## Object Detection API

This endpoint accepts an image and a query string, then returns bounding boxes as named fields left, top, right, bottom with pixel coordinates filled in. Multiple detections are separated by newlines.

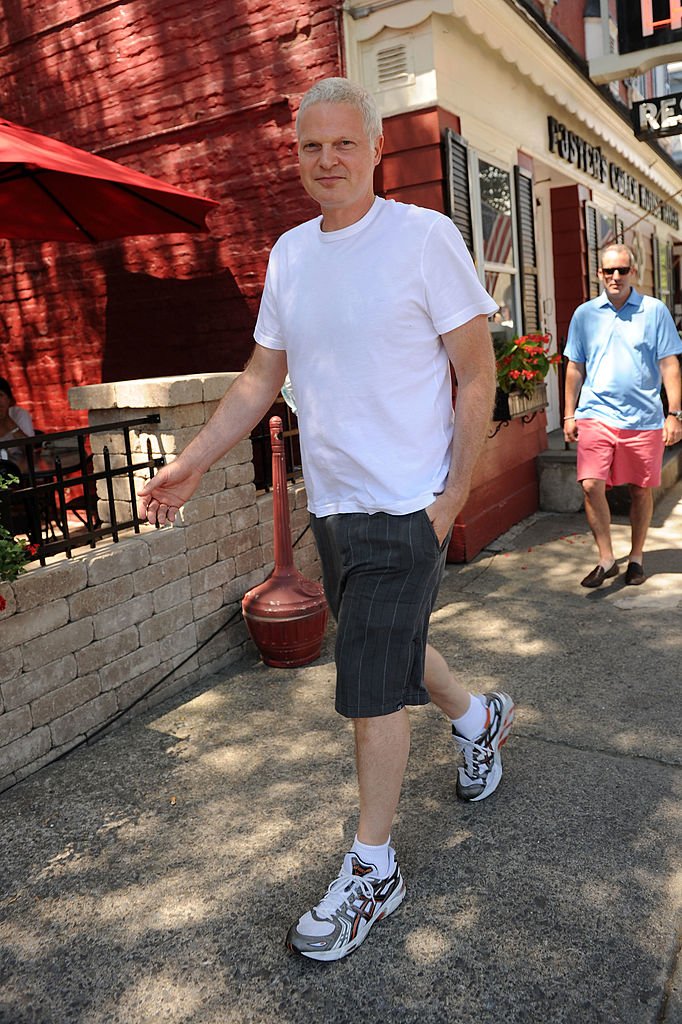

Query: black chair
left=59, top=453, right=102, bottom=531
left=0, top=457, right=30, bottom=538
left=0, top=456, right=58, bottom=545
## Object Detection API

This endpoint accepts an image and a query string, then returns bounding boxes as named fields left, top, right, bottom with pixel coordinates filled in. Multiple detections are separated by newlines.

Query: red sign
left=617, top=0, right=682, bottom=52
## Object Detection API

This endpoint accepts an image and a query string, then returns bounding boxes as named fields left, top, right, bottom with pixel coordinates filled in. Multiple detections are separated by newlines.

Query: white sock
left=451, top=695, right=487, bottom=739
left=350, top=835, right=393, bottom=877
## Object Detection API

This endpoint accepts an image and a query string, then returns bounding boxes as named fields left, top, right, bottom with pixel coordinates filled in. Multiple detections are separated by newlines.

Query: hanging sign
left=632, top=92, right=682, bottom=138
left=617, top=1, right=682, bottom=55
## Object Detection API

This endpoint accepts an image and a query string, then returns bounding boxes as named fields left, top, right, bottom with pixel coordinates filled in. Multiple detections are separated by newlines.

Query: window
left=443, top=131, right=540, bottom=335
left=477, top=160, right=520, bottom=336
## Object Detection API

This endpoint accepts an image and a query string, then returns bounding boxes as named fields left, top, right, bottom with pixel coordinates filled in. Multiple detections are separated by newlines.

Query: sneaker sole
left=292, top=881, right=407, bottom=962
left=457, top=694, right=515, bottom=803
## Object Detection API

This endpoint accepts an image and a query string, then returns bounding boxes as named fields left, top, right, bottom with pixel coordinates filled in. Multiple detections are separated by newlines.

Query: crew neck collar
left=317, top=196, right=383, bottom=243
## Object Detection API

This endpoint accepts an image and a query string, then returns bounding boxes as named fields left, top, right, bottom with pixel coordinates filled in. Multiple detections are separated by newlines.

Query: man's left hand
left=664, top=415, right=682, bottom=447
left=425, top=492, right=465, bottom=546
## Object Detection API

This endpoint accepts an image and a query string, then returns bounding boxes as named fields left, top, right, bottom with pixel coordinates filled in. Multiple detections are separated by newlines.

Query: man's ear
left=373, top=134, right=385, bottom=166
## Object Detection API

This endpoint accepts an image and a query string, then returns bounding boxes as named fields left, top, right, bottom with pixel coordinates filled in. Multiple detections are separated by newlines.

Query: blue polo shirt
left=564, top=288, right=682, bottom=429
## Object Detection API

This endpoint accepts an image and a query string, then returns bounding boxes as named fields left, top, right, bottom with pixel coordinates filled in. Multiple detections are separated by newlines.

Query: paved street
left=1, top=490, right=681, bottom=1024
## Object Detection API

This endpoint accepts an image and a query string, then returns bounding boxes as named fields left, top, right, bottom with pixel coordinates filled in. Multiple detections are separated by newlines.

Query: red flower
left=495, top=331, right=560, bottom=398
left=0, top=595, right=6, bottom=612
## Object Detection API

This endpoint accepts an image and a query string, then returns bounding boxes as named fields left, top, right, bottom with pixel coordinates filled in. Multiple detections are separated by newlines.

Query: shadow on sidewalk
left=2, top=497, right=682, bottom=1023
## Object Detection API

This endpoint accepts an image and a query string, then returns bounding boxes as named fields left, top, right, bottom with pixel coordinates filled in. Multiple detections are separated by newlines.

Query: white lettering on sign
left=637, top=94, right=682, bottom=131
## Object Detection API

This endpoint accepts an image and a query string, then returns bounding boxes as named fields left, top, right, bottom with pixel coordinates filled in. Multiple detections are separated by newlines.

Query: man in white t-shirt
left=0, top=376, right=34, bottom=459
left=139, top=78, right=514, bottom=962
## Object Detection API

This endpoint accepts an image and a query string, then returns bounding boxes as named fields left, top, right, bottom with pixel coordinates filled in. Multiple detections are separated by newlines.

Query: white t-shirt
left=0, top=406, right=33, bottom=443
left=254, top=196, right=497, bottom=516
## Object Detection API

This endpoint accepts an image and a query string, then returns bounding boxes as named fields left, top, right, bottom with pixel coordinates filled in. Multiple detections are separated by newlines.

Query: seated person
left=0, top=376, right=33, bottom=457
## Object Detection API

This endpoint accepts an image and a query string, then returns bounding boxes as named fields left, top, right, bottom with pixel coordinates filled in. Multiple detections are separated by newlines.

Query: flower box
left=508, top=382, right=548, bottom=417
left=493, top=382, right=548, bottom=422
left=493, top=332, right=558, bottom=422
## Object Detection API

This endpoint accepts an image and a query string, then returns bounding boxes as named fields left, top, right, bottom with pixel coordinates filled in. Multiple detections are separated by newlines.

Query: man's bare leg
left=355, top=709, right=410, bottom=845
left=354, top=645, right=476, bottom=843
left=581, top=477, right=615, bottom=566
left=354, top=642, right=511, bottom=844
left=424, top=643, right=514, bottom=803
left=628, top=483, right=653, bottom=564
left=424, top=643, right=473, bottom=719
left=286, top=709, right=409, bottom=960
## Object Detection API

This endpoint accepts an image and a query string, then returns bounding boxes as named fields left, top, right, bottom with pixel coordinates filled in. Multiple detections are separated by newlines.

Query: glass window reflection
left=479, top=161, right=513, bottom=269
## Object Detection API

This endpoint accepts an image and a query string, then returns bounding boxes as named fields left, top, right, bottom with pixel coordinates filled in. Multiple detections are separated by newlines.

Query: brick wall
left=0, top=372, right=322, bottom=792
left=0, top=0, right=342, bottom=433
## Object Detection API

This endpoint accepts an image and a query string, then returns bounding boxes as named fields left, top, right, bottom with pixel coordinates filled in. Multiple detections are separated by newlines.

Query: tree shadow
left=0, top=0, right=334, bottom=430
left=101, top=255, right=254, bottom=381
left=1, top=572, right=680, bottom=1022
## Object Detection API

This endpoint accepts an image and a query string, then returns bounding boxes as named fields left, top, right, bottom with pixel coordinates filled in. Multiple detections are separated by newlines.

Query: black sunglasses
left=601, top=266, right=631, bottom=277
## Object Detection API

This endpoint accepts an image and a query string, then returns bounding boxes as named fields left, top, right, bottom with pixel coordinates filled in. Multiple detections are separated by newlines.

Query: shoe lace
left=315, top=872, right=375, bottom=919
left=458, top=735, right=493, bottom=779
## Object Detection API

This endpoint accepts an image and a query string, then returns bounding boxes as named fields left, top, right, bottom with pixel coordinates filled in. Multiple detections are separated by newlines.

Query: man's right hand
left=136, top=346, right=287, bottom=526
left=563, top=416, right=579, bottom=443
left=137, top=459, right=205, bottom=526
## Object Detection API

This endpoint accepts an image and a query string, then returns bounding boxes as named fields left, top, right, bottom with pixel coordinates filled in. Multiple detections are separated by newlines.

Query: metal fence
left=0, top=415, right=165, bottom=566
left=250, top=398, right=302, bottom=492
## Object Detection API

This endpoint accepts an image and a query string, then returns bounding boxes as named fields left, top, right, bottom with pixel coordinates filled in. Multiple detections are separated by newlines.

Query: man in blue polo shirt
left=564, top=242, right=682, bottom=587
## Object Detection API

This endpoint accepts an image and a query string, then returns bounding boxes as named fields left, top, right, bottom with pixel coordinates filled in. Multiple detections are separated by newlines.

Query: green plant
left=0, top=472, right=36, bottom=583
left=495, top=333, right=561, bottom=398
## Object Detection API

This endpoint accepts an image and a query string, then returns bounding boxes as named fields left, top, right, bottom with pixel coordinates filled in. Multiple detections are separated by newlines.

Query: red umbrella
left=0, top=117, right=218, bottom=242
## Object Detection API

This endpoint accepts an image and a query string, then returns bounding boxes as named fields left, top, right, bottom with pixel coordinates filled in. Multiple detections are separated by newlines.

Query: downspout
left=335, top=0, right=348, bottom=74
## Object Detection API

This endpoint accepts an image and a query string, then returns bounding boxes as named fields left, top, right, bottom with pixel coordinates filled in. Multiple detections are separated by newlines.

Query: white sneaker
left=452, top=691, right=515, bottom=801
left=286, top=851, right=405, bottom=961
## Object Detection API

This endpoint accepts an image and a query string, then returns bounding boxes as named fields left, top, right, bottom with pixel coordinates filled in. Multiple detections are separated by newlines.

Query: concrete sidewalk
left=1, top=488, right=682, bottom=1024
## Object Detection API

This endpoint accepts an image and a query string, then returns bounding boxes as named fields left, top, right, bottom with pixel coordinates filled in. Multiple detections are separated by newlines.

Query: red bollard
left=242, top=416, right=328, bottom=667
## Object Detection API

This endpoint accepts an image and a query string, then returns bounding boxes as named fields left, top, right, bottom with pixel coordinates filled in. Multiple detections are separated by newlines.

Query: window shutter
left=584, top=203, right=600, bottom=298
left=443, top=128, right=474, bottom=256
left=514, top=166, right=540, bottom=333
left=653, top=234, right=660, bottom=297
left=616, top=217, right=624, bottom=243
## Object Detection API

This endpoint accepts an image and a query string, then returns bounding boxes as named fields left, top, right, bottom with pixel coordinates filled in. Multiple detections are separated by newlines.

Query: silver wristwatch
left=668, top=410, right=682, bottom=422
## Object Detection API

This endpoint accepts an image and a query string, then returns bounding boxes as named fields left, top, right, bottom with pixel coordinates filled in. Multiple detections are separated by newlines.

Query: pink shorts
left=576, top=419, right=664, bottom=488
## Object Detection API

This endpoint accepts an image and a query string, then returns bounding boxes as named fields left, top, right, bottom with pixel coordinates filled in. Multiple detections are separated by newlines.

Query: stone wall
left=0, top=373, right=321, bottom=793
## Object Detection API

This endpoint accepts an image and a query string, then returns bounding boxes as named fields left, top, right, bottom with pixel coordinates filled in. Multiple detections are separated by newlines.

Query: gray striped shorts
left=310, top=509, right=450, bottom=719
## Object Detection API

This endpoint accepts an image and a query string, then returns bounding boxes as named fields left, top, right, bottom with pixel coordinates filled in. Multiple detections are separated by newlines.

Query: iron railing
left=250, top=398, right=302, bottom=492
left=0, top=415, right=165, bottom=566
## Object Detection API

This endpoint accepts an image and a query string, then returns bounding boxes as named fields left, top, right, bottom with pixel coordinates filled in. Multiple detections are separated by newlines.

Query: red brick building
left=0, top=0, right=340, bottom=430
left=2, top=0, right=681, bottom=559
